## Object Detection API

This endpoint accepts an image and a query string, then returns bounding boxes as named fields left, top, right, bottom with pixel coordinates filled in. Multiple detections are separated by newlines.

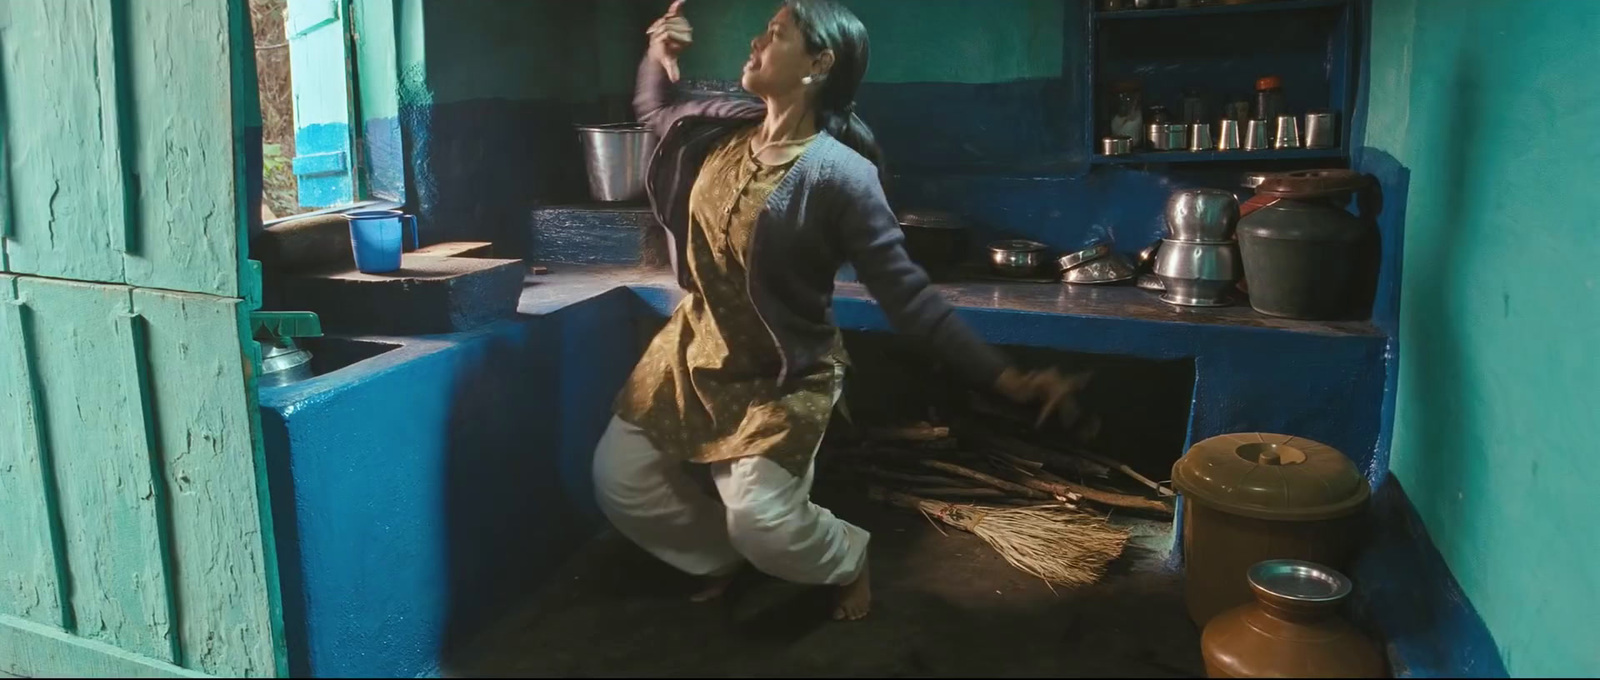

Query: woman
left=593, top=0, right=1089, bottom=622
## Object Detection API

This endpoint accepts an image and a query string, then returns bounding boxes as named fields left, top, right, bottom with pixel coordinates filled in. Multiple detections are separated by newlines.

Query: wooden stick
left=862, top=423, right=950, bottom=442
left=907, top=487, right=1010, bottom=499
left=855, top=466, right=982, bottom=489
left=1066, top=447, right=1175, bottom=497
left=834, top=443, right=972, bottom=459
left=964, top=426, right=1112, bottom=479
left=920, top=460, right=1052, bottom=500
left=1002, top=472, right=1172, bottom=517
left=998, top=451, right=1044, bottom=470
left=868, top=486, right=933, bottom=512
left=992, top=454, right=1083, bottom=503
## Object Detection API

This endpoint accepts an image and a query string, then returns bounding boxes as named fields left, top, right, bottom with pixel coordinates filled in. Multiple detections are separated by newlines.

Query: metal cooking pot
left=576, top=123, right=659, bottom=202
left=259, top=339, right=314, bottom=388
left=1154, top=240, right=1240, bottom=307
left=898, top=210, right=968, bottom=282
left=987, top=239, right=1049, bottom=277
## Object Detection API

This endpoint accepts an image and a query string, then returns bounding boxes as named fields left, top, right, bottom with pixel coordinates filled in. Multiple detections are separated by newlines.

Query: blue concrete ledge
left=259, top=263, right=1394, bottom=678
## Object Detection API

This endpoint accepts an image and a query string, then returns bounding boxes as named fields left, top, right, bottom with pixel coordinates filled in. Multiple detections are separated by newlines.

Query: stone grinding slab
left=278, top=255, right=526, bottom=335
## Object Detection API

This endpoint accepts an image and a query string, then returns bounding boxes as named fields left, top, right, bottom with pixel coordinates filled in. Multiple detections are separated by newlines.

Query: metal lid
left=1248, top=560, right=1352, bottom=604
left=1253, top=169, right=1369, bottom=200
left=1171, top=433, right=1370, bottom=521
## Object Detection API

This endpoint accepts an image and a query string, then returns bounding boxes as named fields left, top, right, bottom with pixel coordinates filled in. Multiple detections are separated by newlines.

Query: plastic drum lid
left=1171, top=433, right=1370, bottom=522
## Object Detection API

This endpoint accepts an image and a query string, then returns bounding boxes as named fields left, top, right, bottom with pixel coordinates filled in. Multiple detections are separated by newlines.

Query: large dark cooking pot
left=1237, top=170, right=1373, bottom=320
left=897, top=210, right=968, bottom=282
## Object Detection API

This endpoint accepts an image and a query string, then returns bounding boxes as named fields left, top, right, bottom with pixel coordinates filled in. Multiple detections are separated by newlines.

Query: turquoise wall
left=423, top=0, right=1068, bottom=104
left=674, top=0, right=1066, bottom=84
left=1367, top=0, right=1599, bottom=675
left=424, top=0, right=647, bottom=104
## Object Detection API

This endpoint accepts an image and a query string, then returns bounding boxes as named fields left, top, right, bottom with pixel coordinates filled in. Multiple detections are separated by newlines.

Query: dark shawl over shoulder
left=634, top=56, right=1010, bottom=389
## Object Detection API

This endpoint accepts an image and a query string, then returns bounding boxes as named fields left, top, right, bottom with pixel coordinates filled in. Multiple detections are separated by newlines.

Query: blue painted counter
left=259, top=264, right=1403, bottom=678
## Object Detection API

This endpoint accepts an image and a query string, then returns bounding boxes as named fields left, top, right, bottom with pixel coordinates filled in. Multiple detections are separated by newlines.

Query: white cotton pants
left=591, top=416, right=870, bottom=586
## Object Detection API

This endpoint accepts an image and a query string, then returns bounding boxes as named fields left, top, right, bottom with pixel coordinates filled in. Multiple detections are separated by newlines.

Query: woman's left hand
left=993, top=367, right=1093, bottom=430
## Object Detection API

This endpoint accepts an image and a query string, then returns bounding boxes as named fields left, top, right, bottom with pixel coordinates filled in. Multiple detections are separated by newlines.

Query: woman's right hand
left=647, top=0, right=692, bottom=83
left=993, top=367, right=1093, bottom=431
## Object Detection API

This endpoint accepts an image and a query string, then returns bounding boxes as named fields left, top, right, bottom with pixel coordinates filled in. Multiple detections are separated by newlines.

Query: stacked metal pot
left=1153, top=189, right=1242, bottom=307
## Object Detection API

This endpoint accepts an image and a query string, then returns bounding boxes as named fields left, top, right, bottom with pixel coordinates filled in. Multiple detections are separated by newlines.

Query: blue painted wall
left=258, top=294, right=642, bottom=678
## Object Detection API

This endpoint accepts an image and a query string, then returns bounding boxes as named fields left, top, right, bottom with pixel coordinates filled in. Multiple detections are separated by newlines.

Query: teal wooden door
left=0, top=0, right=285, bottom=677
left=0, top=0, right=248, bottom=298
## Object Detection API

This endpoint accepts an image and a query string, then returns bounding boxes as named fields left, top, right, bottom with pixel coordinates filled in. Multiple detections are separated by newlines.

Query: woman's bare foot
left=690, top=565, right=743, bottom=603
left=832, top=561, right=871, bottom=621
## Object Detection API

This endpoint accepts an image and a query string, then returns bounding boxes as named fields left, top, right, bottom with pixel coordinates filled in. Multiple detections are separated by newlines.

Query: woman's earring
left=801, top=75, right=815, bottom=85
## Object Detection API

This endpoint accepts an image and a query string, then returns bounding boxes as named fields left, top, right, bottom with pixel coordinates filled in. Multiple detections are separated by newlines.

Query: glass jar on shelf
left=1109, top=80, right=1145, bottom=147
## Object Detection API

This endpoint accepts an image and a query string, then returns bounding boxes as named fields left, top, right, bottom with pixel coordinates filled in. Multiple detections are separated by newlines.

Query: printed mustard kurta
left=614, top=126, right=847, bottom=477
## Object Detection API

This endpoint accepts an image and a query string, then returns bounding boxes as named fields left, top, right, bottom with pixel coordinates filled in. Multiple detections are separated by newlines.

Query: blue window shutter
left=286, top=0, right=356, bottom=209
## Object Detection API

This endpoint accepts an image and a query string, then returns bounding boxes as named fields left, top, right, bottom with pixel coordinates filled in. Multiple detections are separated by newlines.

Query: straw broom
left=868, top=487, right=1130, bottom=588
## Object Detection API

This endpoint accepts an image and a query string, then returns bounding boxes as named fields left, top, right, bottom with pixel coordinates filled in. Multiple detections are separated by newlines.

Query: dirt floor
left=451, top=480, right=1205, bottom=679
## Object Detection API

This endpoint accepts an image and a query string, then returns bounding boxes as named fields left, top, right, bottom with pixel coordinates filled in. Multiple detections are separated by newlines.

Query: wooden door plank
left=117, top=0, right=242, bottom=297
left=12, top=278, right=175, bottom=663
left=0, top=276, right=69, bottom=628
left=0, top=614, right=206, bottom=679
left=0, top=0, right=127, bottom=284
left=130, top=288, right=278, bottom=677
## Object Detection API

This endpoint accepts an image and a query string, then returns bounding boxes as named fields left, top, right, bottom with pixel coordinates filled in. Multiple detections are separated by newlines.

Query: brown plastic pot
left=1172, top=433, right=1371, bottom=627
left=1202, top=560, right=1387, bottom=678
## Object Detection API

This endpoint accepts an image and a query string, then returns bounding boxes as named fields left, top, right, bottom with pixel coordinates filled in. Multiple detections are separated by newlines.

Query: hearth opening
left=810, top=331, right=1194, bottom=582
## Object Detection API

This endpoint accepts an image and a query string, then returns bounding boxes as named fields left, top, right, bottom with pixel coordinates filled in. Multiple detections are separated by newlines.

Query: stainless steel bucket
left=576, top=123, right=659, bottom=202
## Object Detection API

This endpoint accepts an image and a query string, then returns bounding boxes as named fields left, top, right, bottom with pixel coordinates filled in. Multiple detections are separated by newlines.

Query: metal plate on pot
left=1057, top=241, right=1112, bottom=272
left=1062, top=253, right=1136, bottom=284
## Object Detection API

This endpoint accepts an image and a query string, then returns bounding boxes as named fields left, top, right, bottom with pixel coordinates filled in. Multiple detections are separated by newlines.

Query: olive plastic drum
left=1172, top=433, right=1371, bottom=627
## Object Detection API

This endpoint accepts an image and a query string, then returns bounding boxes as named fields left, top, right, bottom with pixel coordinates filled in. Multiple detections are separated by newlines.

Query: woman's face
left=741, top=7, right=818, bottom=97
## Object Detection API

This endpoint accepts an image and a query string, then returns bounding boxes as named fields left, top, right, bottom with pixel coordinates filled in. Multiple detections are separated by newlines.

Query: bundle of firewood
left=824, top=414, right=1176, bottom=519
left=819, top=403, right=1177, bottom=588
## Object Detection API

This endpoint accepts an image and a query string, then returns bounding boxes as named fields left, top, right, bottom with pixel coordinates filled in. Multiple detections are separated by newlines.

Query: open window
left=251, top=0, right=403, bottom=222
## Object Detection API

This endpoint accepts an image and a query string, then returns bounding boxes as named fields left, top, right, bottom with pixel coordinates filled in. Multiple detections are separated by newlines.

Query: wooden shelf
left=1095, top=0, right=1348, bottom=22
left=1090, top=147, right=1345, bottom=165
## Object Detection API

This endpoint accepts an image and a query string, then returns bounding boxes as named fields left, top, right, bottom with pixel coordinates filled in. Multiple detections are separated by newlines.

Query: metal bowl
left=1056, top=241, right=1111, bottom=272
left=1062, top=252, right=1136, bottom=284
left=1100, top=135, right=1133, bottom=156
left=1165, top=188, right=1240, bottom=243
left=987, top=239, right=1049, bottom=276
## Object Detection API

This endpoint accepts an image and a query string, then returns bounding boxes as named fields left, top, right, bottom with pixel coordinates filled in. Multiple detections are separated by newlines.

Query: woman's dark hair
left=784, top=0, right=884, bottom=173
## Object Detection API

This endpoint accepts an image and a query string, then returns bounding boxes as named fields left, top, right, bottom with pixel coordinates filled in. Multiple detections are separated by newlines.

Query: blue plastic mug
left=346, top=210, right=419, bottom=274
